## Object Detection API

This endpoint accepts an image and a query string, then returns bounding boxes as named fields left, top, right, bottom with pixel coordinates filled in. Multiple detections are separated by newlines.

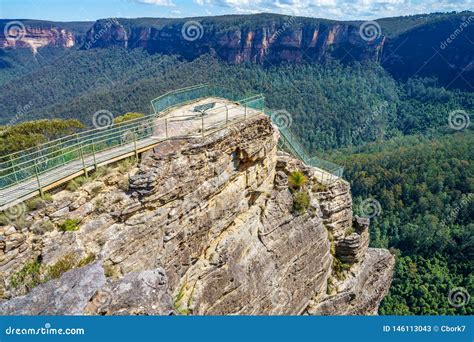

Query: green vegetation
left=9, top=259, right=42, bottom=290
left=333, top=257, right=351, bottom=281
left=380, top=254, right=473, bottom=315
left=90, top=184, right=104, bottom=196
left=312, top=181, right=328, bottom=193
left=45, top=253, right=77, bottom=280
left=292, top=191, right=310, bottom=215
left=173, top=281, right=191, bottom=315
left=77, top=254, right=96, bottom=267
left=118, top=157, right=136, bottom=174
left=329, top=131, right=473, bottom=315
left=114, top=112, right=145, bottom=124
left=10, top=253, right=96, bottom=292
left=288, top=170, right=308, bottom=189
left=0, top=119, right=84, bottom=155
left=0, top=31, right=472, bottom=315
left=58, top=218, right=81, bottom=232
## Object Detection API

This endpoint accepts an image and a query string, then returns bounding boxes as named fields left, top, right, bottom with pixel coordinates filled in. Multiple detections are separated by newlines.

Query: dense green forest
left=1, top=48, right=472, bottom=150
left=328, top=132, right=473, bottom=314
left=0, top=46, right=472, bottom=315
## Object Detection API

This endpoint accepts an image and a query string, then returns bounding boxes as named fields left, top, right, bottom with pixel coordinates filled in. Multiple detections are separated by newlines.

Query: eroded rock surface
left=0, top=114, right=394, bottom=315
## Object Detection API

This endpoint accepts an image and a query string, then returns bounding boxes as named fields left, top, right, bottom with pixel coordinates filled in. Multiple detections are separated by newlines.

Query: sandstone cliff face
left=0, top=114, right=394, bottom=315
left=83, top=18, right=384, bottom=64
left=0, top=25, right=75, bottom=52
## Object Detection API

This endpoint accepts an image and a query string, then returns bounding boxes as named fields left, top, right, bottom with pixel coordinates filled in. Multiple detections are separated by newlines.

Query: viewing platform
left=0, top=84, right=342, bottom=211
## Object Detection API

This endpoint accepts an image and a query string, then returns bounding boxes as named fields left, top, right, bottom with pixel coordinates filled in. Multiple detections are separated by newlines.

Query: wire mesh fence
left=0, top=84, right=343, bottom=207
left=265, top=108, right=344, bottom=184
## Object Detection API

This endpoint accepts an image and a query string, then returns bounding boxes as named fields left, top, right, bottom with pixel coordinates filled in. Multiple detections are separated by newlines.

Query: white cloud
left=135, top=0, right=175, bottom=6
left=189, top=0, right=473, bottom=20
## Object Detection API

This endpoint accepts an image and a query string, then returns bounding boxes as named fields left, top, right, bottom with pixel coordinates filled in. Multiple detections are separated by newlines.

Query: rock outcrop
left=0, top=114, right=394, bottom=315
left=0, top=23, right=76, bottom=52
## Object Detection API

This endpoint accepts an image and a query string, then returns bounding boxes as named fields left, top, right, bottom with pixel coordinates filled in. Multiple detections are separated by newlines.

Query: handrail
left=0, top=113, right=155, bottom=168
left=0, top=85, right=263, bottom=191
left=0, top=84, right=342, bottom=207
left=0, top=116, right=155, bottom=173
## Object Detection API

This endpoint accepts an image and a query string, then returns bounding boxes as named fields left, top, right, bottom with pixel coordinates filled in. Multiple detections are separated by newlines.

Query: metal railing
left=0, top=84, right=343, bottom=209
left=265, top=108, right=344, bottom=184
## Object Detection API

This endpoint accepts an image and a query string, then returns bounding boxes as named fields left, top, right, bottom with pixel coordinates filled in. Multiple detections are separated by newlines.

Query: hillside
left=1, top=11, right=473, bottom=90
left=0, top=11, right=472, bottom=316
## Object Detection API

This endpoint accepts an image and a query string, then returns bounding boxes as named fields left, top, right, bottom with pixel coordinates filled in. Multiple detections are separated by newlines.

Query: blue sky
left=0, top=0, right=472, bottom=21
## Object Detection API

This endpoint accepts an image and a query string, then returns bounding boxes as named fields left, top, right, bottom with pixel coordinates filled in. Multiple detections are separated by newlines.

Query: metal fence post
left=244, top=104, right=247, bottom=120
left=133, top=131, right=138, bottom=161
left=165, top=118, right=169, bottom=139
left=79, top=143, right=88, bottom=178
left=91, top=140, right=98, bottom=170
left=34, top=161, right=44, bottom=198
left=9, top=155, right=18, bottom=183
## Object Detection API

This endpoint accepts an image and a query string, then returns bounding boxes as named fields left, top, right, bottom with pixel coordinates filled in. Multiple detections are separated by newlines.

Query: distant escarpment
left=0, top=20, right=90, bottom=52
left=1, top=13, right=472, bottom=89
left=0, top=114, right=394, bottom=315
left=84, top=16, right=384, bottom=64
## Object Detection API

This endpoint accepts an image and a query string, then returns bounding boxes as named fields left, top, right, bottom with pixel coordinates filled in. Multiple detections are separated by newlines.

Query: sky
left=0, top=0, right=472, bottom=22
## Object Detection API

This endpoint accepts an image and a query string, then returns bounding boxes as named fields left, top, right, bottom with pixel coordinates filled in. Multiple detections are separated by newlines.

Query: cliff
left=83, top=16, right=384, bottom=64
left=1, top=13, right=472, bottom=89
left=0, top=20, right=90, bottom=52
left=0, top=114, right=394, bottom=315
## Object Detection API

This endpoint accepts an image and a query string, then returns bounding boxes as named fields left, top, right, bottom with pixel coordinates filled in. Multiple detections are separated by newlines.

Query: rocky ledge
left=0, top=114, right=394, bottom=315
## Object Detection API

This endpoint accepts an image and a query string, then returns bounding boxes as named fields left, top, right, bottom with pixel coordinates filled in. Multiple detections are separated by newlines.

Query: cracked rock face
left=0, top=114, right=394, bottom=315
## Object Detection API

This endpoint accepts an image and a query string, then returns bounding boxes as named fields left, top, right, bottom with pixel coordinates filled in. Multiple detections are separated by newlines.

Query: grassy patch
left=326, top=277, right=335, bottom=295
left=333, top=257, right=351, bottom=281
left=288, top=170, right=308, bottom=189
left=66, top=176, right=89, bottom=192
left=292, top=191, right=310, bottom=214
left=118, top=157, right=136, bottom=174
left=25, top=197, right=46, bottom=211
left=173, top=281, right=191, bottom=315
left=45, top=253, right=76, bottom=280
left=77, top=254, right=96, bottom=267
left=58, top=218, right=81, bottom=232
left=10, top=253, right=96, bottom=292
left=312, top=181, right=328, bottom=192
left=10, top=259, right=42, bottom=290
left=90, top=184, right=104, bottom=196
